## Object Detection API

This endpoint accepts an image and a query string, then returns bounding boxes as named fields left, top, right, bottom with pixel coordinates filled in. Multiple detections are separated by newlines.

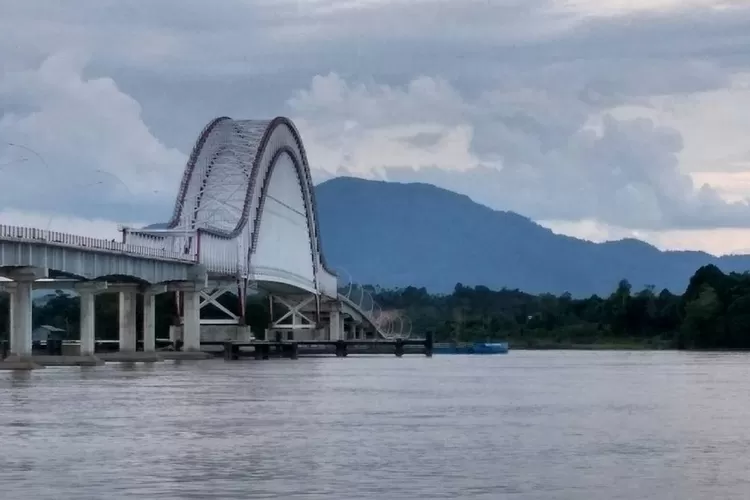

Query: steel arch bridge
left=123, top=117, right=411, bottom=340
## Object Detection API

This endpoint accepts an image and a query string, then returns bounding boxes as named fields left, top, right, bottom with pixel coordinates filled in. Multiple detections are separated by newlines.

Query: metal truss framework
left=168, top=117, right=332, bottom=278
left=199, top=284, right=243, bottom=325
left=269, top=295, right=317, bottom=331
left=118, top=116, right=413, bottom=339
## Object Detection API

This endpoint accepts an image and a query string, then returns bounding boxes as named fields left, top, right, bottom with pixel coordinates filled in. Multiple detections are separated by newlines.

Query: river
left=2, top=351, right=750, bottom=499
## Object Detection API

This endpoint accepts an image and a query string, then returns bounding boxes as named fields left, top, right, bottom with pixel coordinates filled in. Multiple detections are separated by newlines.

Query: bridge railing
left=196, top=232, right=244, bottom=276
left=0, top=224, right=194, bottom=262
left=335, top=268, right=412, bottom=339
left=124, top=229, right=244, bottom=275
left=123, top=230, right=194, bottom=256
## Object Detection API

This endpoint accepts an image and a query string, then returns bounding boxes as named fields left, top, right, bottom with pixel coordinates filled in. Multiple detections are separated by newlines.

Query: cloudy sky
left=1, top=0, right=749, bottom=254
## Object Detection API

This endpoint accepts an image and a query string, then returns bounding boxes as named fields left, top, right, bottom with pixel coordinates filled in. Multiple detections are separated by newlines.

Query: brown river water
left=2, top=351, right=750, bottom=499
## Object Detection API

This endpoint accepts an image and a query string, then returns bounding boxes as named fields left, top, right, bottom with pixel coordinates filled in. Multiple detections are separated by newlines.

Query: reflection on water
left=2, top=351, right=750, bottom=499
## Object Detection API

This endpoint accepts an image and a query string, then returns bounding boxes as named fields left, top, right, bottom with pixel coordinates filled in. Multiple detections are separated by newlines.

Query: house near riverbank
left=32, top=325, right=67, bottom=343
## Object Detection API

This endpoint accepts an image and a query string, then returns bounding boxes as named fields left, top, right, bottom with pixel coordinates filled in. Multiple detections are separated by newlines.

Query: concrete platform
left=160, top=351, right=213, bottom=360
left=0, top=355, right=45, bottom=370
left=32, top=355, right=105, bottom=367
left=98, top=352, right=163, bottom=363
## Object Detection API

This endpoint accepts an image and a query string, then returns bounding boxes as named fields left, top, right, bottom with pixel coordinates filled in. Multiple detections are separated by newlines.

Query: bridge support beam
left=118, top=288, right=138, bottom=353
left=268, top=295, right=317, bottom=340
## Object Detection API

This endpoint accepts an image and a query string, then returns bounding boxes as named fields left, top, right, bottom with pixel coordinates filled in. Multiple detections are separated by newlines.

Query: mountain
left=315, top=177, right=750, bottom=296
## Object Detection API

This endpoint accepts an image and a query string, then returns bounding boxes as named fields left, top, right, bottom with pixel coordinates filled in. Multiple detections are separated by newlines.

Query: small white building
left=32, top=325, right=67, bottom=343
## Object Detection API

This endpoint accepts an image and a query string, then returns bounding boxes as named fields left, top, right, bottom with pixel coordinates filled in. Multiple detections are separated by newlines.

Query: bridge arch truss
left=122, top=117, right=411, bottom=339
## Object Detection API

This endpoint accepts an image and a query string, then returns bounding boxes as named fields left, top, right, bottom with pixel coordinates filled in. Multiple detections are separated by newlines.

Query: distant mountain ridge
left=314, top=177, right=750, bottom=296
left=144, top=177, right=750, bottom=296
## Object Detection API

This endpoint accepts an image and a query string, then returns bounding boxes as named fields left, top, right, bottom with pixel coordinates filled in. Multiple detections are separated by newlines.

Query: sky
left=1, top=0, right=750, bottom=255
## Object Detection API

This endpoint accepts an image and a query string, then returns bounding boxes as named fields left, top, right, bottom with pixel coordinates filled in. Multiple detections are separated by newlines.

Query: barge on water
left=432, top=342, right=509, bottom=355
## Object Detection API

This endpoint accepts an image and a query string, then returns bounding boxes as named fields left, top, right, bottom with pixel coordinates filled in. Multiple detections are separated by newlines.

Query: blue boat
left=433, top=342, right=509, bottom=355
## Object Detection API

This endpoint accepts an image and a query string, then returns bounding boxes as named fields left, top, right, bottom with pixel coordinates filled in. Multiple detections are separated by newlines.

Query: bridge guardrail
left=334, top=267, right=412, bottom=339
left=0, top=224, right=194, bottom=262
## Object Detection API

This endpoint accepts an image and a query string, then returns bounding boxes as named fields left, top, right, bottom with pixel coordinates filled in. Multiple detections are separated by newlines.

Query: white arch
left=117, top=116, right=410, bottom=336
left=165, top=117, right=336, bottom=295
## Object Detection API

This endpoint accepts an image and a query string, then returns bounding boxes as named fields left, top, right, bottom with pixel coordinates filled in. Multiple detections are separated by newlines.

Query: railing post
left=424, top=331, right=433, bottom=357
left=394, top=339, right=404, bottom=357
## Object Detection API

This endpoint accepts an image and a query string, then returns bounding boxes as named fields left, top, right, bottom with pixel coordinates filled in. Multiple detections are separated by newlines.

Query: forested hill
left=315, top=177, right=750, bottom=296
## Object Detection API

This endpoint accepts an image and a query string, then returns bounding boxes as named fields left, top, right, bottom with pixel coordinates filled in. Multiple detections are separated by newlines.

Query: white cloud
left=291, top=73, right=479, bottom=177
left=290, top=72, right=750, bottom=231
left=541, top=218, right=750, bottom=257
left=0, top=52, right=184, bottom=221
left=562, top=0, right=737, bottom=16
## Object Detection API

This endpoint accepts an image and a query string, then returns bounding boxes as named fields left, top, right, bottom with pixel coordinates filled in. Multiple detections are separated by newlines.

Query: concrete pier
left=143, top=292, right=156, bottom=353
left=329, top=310, right=342, bottom=341
left=182, top=289, right=201, bottom=351
left=80, top=290, right=96, bottom=356
left=118, top=289, right=137, bottom=353
left=11, top=280, right=33, bottom=358
left=0, top=267, right=48, bottom=369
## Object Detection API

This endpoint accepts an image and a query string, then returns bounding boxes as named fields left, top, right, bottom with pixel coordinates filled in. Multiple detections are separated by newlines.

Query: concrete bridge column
left=6, top=287, right=13, bottom=351
left=329, top=310, right=341, bottom=341
left=143, top=292, right=156, bottom=353
left=0, top=283, right=17, bottom=357
left=141, top=285, right=166, bottom=353
left=3, top=267, right=47, bottom=360
left=75, top=282, right=108, bottom=356
left=182, top=288, right=200, bottom=351
left=80, top=291, right=95, bottom=355
left=118, top=288, right=137, bottom=352
left=10, top=281, right=32, bottom=357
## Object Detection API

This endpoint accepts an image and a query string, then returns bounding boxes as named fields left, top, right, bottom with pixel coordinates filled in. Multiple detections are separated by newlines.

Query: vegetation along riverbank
left=2, top=264, right=747, bottom=351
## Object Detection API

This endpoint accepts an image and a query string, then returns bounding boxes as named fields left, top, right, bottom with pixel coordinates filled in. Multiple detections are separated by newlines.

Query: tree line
left=372, top=264, right=750, bottom=349
left=1, top=264, right=748, bottom=349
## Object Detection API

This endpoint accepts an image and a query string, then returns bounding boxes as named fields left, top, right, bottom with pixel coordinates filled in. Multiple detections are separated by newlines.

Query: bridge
left=0, top=117, right=411, bottom=365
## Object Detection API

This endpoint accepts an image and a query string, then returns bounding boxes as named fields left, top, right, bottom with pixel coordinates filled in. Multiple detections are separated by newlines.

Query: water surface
left=2, top=351, right=750, bottom=499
